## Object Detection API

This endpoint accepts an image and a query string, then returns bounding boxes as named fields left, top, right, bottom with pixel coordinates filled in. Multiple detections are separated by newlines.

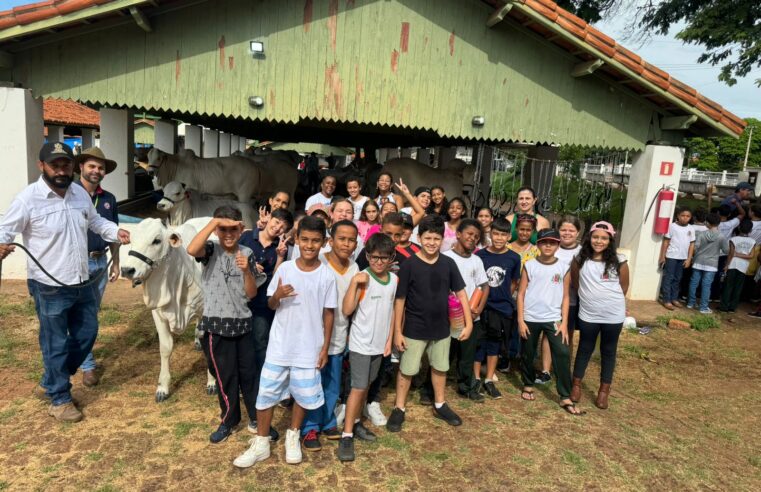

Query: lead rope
left=0, top=242, right=111, bottom=289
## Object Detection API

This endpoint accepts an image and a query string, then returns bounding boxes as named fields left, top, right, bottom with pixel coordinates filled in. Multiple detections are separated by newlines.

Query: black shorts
left=481, top=308, right=512, bottom=340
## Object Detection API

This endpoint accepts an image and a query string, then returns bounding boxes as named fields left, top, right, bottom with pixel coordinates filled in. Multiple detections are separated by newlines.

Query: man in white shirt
left=0, top=142, right=131, bottom=423
left=305, top=175, right=336, bottom=211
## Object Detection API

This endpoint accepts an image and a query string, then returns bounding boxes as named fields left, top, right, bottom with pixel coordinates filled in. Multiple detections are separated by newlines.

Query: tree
left=556, top=0, right=618, bottom=23
left=683, top=118, right=760, bottom=171
left=636, top=1, right=761, bottom=87
left=684, top=137, right=719, bottom=171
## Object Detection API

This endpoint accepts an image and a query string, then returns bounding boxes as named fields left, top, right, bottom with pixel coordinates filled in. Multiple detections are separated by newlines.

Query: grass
left=173, top=422, right=204, bottom=439
left=0, top=300, right=36, bottom=318
left=99, top=306, right=123, bottom=326
left=656, top=313, right=720, bottom=331
left=562, top=450, right=589, bottom=474
left=86, top=452, right=104, bottom=463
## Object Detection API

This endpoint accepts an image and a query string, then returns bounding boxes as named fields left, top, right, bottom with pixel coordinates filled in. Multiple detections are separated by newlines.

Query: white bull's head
left=147, top=147, right=169, bottom=173
left=156, top=181, right=188, bottom=212
left=120, top=218, right=184, bottom=286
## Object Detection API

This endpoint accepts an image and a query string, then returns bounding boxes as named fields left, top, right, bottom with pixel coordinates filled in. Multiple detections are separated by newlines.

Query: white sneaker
left=364, top=401, right=387, bottom=426
left=699, top=307, right=713, bottom=314
left=285, top=428, right=302, bottom=464
left=233, top=436, right=270, bottom=468
left=335, top=403, right=346, bottom=428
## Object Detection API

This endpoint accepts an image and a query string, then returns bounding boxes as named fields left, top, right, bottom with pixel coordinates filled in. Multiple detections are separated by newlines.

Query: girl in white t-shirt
left=658, top=207, right=695, bottom=309
left=516, top=229, right=580, bottom=415
left=570, top=221, right=629, bottom=410
left=346, top=177, right=369, bottom=221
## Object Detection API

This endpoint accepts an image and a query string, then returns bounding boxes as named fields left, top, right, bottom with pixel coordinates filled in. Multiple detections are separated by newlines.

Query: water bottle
left=448, top=293, right=465, bottom=338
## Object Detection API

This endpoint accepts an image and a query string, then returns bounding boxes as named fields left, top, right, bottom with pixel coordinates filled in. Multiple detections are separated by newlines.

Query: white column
left=416, top=147, right=431, bottom=165
left=184, top=124, right=202, bottom=156
left=81, top=128, right=96, bottom=149
left=387, top=147, right=400, bottom=159
left=99, top=107, right=135, bottom=201
left=620, top=145, right=685, bottom=300
left=154, top=119, right=177, bottom=154
left=239, top=138, right=247, bottom=152
left=230, top=135, right=240, bottom=154
left=202, top=129, right=219, bottom=158
left=378, top=148, right=388, bottom=164
left=218, top=132, right=231, bottom=157
left=47, top=125, right=64, bottom=142
left=0, top=87, right=43, bottom=215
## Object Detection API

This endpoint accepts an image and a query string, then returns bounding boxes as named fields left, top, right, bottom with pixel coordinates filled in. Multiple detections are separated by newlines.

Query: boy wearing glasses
left=186, top=206, right=259, bottom=444
left=337, top=233, right=398, bottom=461
left=387, top=215, right=472, bottom=432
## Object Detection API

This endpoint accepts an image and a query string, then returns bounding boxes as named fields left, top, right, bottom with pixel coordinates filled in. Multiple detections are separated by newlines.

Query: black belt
left=88, top=250, right=107, bottom=258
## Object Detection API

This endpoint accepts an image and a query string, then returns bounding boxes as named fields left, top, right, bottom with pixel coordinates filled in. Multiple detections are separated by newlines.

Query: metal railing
left=575, top=163, right=740, bottom=186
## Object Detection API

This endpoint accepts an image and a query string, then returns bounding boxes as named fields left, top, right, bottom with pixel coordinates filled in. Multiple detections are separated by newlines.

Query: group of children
left=658, top=200, right=761, bottom=315
left=189, top=181, right=631, bottom=468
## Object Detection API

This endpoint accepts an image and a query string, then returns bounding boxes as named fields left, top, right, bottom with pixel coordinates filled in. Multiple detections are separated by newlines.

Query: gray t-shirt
left=197, top=241, right=254, bottom=336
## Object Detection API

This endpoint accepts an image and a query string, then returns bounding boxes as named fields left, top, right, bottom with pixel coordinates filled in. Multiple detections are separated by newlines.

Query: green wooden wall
left=14, top=0, right=654, bottom=149
left=134, top=122, right=155, bottom=145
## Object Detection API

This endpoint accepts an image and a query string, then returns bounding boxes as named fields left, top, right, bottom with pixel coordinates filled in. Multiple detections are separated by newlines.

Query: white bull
left=381, top=158, right=473, bottom=199
left=157, top=181, right=256, bottom=228
left=120, top=218, right=217, bottom=402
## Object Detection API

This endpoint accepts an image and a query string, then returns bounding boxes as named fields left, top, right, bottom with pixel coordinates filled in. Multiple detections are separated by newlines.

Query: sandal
left=521, top=388, right=535, bottom=401
left=560, top=401, right=585, bottom=416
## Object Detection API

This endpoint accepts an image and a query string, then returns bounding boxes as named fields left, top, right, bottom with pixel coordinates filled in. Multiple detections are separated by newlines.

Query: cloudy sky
left=1, top=0, right=757, bottom=120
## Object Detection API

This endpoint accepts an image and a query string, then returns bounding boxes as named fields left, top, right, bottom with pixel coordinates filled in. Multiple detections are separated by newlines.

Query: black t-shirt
left=475, top=248, right=522, bottom=317
left=395, top=253, right=465, bottom=340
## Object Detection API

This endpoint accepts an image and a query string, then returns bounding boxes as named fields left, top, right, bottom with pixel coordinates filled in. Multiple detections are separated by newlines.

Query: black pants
left=202, top=331, right=257, bottom=428
left=572, top=319, right=623, bottom=385
left=251, top=312, right=274, bottom=406
left=450, top=320, right=481, bottom=393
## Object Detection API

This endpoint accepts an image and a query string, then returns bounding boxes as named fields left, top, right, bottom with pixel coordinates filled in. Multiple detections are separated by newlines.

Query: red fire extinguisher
left=653, top=188, right=675, bottom=235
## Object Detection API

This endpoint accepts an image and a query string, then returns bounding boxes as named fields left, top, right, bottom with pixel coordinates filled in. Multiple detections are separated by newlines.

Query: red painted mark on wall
left=355, top=64, right=364, bottom=106
left=303, top=0, right=313, bottom=33
left=175, top=50, right=181, bottom=84
left=449, top=30, right=455, bottom=56
left=502, top=78, right=507, bottom=85
left=218, top=36, right=226, bottom=69
left=228, top=56, right=234, bottom=70
left=324, top=62, right=344, bottom=117
left=328, top=0, right=338, bottom=51
left=424, top=36, right=429, bottom=47
left=270, top=89, right=276, bottom=109
left=400, top=22, right=410, bottom=53
left=391, top=49, right=399, bottom=73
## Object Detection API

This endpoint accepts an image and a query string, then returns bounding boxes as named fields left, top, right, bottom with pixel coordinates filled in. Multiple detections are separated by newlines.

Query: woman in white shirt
left=570, top=221, right=629, bottom=411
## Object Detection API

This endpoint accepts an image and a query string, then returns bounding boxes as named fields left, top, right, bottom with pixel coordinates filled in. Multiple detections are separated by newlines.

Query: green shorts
left=399, top=336, right=451, bottom=376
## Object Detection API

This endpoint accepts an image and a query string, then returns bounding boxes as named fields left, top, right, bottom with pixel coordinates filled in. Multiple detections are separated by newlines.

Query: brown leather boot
left=82, top=370, right=99, bottom=387
left=595, top=383, right=611, bottom=409
left=570, top=377, right=583, bottom=403
left=48, top=402, right=83, bottom=422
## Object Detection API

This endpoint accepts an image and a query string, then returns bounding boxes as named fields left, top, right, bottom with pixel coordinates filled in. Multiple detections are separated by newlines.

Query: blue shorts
left=475, top=339, right=501, bottom=361
left=256, top=362, right=325, bottom=410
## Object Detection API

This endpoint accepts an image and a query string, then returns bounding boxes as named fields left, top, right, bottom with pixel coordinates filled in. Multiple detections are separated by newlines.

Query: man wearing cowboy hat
left=75, top=146, right=120, bottom=388
left=0, top=142, right=130, bottom=423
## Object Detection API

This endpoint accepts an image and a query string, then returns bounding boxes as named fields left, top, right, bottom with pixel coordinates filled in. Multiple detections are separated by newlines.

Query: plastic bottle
left=448, top=293, right=465, bottom=338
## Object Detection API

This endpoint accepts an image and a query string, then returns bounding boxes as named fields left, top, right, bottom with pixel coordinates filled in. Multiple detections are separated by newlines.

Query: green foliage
left=655, top=313, right=720, bottom=332
left=556, top=0, right=617, bottom=23
left=638, top=0, right=761, bottom=87
left=684, top=118, right=760, bottom=171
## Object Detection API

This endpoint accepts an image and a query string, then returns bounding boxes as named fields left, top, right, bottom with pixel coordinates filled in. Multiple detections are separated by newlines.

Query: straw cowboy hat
left=75, top=146, right=117, bottom=174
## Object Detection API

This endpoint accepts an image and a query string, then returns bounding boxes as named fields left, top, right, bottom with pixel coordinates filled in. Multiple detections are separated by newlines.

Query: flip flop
left=521, top=389, right=535, bottom=401
left=560, top=402, right=586, bottom=416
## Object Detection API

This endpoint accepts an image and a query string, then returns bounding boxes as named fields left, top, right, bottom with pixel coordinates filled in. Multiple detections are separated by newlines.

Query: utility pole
left=743, top=125, right=754, bottom=171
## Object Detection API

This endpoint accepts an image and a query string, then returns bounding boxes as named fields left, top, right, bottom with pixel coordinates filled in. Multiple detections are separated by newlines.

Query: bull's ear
left=181, top=182, right=187, bottom=189
left=169, top=232, right=183, bottom=248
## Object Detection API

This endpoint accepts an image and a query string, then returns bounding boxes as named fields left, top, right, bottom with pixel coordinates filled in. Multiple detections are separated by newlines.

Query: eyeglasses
left=367, top=255, right=392, bottom=263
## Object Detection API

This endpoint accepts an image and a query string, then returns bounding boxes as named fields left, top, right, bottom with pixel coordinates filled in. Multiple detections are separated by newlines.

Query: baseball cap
left=39, top=141, right=74, bottom=163
left=589, top=221, right=616, bottom=237
left=413, top=186, right=431, bottom=197
left=400, top=212, right=414, bottom=229
left=536, top=229, right=560, bottom=243
left=736, top=182, right=753, bottom=192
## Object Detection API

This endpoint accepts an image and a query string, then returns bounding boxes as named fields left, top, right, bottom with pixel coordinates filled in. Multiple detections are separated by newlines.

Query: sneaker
left=322, top=427, right=341, bottom=440
left=335, top=403, right=346, bottom=427
left=233, top=436, right=271, bottom=468
left=302, top=429, right=321, bottom=452
left=48, top=402, right=82, bottom=423
left=534, top=371, right=551, bottom=385
left=353, top=421, right=377, bottom=442
left=473, top=379, right=483, bottom=394
left=386, top=408, right=405, bottom=433
left=419, top=391, right=433, bottom=406
left=432, top=403, right=462, bottom=426
left=250, top=423, right=280, bottom=442
left=285, top=429, right=303, bottom=464
left=209, top=423, right=236, bottom=444
left=458, top=387, right=485, bottom=402
left=337, top=436, right=355, bottom=462
left=483, top=381, right=502, bottom=399
left=748, top=311, right=761, bottom=318
left=686, top=304, right=695, bottom=309
left=363, top=401, right=387, bottom=426
left=33, top=385, right=50, bottom=402
left=699, top=307, right=713, bottom=314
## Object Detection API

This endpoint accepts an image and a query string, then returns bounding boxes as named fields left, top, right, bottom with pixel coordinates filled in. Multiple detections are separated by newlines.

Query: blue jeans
left=660, top=258, right=685, bottom=303
left=80, top=255, right=109, bottom=372
left=28, top=279, right=100, bottom=406
left=688, top=269, right=716, bottom=311
left=302, top=353, right=343, bottom=435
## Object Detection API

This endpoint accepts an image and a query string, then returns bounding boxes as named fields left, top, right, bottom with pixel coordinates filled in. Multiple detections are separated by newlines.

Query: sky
left=1, top=0, right=758, bottom=121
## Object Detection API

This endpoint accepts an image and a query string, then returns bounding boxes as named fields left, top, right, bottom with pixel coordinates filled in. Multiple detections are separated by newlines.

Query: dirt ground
left=1, top=279, right=760, bottom=491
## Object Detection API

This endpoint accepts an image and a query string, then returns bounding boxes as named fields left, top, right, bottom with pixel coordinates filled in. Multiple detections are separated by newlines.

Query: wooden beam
left=486, top=3, right=513, bottom=27
left=661, top=115, right=698, bottom=130
left=129, top=7, right=152, bottom=32
left=571, top=59, right=604, bottom=77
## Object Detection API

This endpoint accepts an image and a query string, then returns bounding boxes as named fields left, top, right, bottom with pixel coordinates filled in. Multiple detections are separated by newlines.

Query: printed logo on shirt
left=104, top=202, right=111, bottom=210
left=551, top=273, right=562, bottom=284
left=220, top=255, right=242, bottom=284
left=485, top=266, right=506, bottom=288
left=601, top=268, right=619, bottom=282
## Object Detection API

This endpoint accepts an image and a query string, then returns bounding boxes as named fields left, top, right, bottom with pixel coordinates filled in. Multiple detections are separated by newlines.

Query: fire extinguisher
left=653, top=187, right=675, bottom=235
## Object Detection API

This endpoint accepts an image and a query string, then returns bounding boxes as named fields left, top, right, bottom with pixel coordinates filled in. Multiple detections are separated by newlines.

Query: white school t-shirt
left=577, top=255, right=627, bottom=324
left=290, top=235, right=364, bottom=263
left=555, top=245, right=581, bottom=306
left=348, top=270, right=398, bottom=355
left=727, top=236, right=756, bottom=274
left=305, top=192, right=333, bottom=211
left=665, top=222, right=695, bottom=260
left=718, top=218, right=740, bottom=240
left=751, top=220, right=761, bottom=244
left=320, top=254, right=359, bottom=355
left=523, top=259, right=569, bottom=323
left=265, top=260, right=337, bottom=368
left=350, top=196, right=369, bottom=220
left=443, top=249, right=488, bottom=324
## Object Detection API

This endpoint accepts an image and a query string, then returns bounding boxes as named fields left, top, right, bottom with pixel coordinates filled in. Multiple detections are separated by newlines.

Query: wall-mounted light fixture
left=472, top=116, right=485, bottom=127
left=249, top=40, right=265, bottom=59
left=248, top=96, right=264, bottom=108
